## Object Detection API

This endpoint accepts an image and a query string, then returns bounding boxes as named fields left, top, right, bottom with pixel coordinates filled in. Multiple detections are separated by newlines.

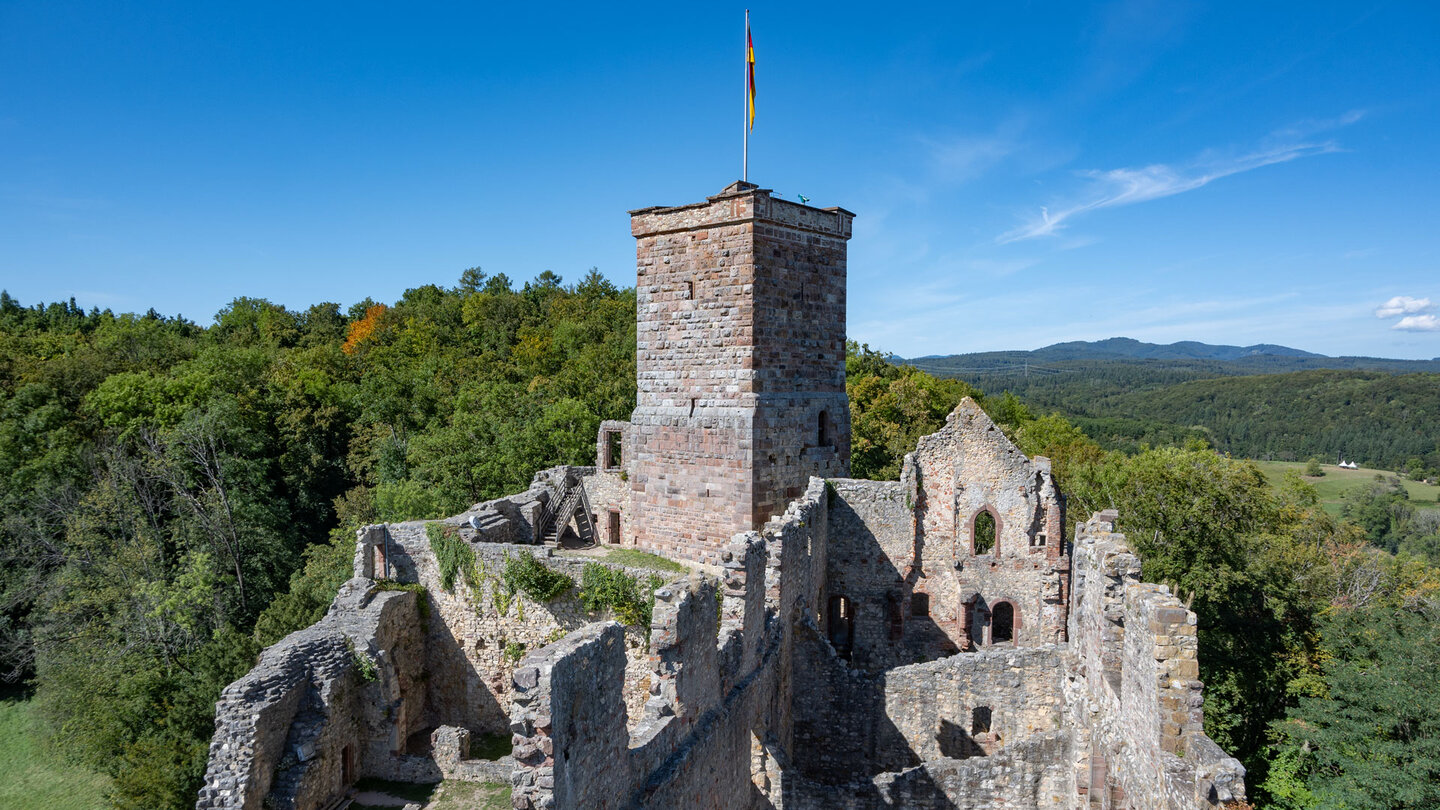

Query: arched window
left=991, top=601, right=1014, bottom=644
left=973, top=509, right=997, bottom=555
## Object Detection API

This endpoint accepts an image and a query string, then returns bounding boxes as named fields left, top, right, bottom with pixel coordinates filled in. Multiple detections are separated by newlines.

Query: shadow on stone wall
left=935, top=720, right=984, bottom=761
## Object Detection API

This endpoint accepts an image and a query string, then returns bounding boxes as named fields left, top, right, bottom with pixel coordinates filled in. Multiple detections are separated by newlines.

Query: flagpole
left=743, top=9, right=749, bottom=182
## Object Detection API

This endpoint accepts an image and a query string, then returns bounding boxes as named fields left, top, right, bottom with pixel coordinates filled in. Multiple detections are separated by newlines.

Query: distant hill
left=902, top=339, right=1440, bottom=472
left=907, top=338, right=1440, bottom=378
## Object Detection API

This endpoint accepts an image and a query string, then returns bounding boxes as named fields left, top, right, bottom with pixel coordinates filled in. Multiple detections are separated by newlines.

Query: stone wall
left=196, top=579, right=425, bottom=810
left=582, top=427, right=633, bottom=546
left=791, top=620, right=1070, bottom=795
left=628, top=183, right=852, bottom=564
left=365, top=521, right=665, bottom=737
left=819, top=399, right=1068, bottom=674
left=786, top=735, right=1071, bottom=810
left=1065, top=512, right=1247, bottom=809
left=906, top=398, right=1068, bottom=653
left=510, top=478, right=830, bottom=810
left=199, top=478, right=682, bottom=810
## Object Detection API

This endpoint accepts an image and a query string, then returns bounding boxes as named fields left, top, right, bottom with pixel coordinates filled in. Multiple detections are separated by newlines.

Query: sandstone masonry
left=198, top=183, right=1246, bottom=810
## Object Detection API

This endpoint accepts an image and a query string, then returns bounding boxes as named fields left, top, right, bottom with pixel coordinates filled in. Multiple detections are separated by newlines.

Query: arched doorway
left=991, top=601, right=1014, bottom=644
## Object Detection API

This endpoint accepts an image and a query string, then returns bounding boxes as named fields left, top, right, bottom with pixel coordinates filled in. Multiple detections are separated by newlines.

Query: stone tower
left=626, top=181, right=853, bottom=563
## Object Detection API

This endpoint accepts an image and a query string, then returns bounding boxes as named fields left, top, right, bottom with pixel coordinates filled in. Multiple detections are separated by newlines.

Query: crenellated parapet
left=1066, top=511, right=1247, bottom=809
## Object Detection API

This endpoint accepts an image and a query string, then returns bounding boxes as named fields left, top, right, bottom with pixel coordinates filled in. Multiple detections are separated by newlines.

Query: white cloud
left=1393, top=314, right=1440, bottom=332
left=998, top=141, right=1340, bottom=243
left=996, top=111, right=1366, bottom=244
left=1375, top=295, right=1433, bottom=318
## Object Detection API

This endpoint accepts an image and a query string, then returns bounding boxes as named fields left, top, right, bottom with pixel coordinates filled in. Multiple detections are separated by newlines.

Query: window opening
left=602, top=430, right=622, bottom=470
left=971, top=707, right=992, bottom=735
left=991, top=602, right=1014, bottom=644
left=827, top=595, right=854, bottom=656
left=973, top=510, right=996, bottom=555
left=818, top=410, right=832, bottom=448
left=911, top=592, right=930, bottom=617
left=888, top=595, right=904, bottom=640
left=684, top=280, right=694, bottom=299
left=689, top=398, right=697, bottom=417
left=1032, top=506, right=1047, bottom=548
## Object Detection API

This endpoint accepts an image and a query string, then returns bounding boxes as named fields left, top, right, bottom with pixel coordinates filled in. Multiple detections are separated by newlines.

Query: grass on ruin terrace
left=351, top=777, right=509, bottom=810
left=1252, top=460, right=1440, bottom=516
left=556, top=546, right=690, bottom=574
left=0, top=690, right=110, bottom=810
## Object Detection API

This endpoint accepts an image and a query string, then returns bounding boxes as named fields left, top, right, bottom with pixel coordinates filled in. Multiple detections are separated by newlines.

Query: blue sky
left=3, top=1, right=1439, bottom=358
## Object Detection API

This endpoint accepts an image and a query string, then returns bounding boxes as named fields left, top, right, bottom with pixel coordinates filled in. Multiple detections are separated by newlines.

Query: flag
left=747, top=21, right=756, bottom=129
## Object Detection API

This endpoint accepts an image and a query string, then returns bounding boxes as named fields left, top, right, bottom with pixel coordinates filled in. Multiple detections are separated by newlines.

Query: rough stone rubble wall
left=585, top=421, right=634, bottom=546
left=906, top=398, right=1068, bottom=652
left=789, top=618, right=1072, bottom=804
left=1066, top=512, right=1246, bottom=809
left=196, top=580, right=424, bottom=810
left=510, top=478, right=830, bottom=810
left=199, top=473, right=676, bottom=810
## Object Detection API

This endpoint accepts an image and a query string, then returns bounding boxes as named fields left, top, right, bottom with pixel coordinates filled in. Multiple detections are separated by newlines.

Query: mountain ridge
left=903, top=337, right=1440, bottom=375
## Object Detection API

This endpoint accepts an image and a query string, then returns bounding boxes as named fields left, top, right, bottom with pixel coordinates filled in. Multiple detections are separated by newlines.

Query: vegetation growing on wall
left=428, top=522, right=476, bottom=593
left=579, top=563, right=665, bottom=631
left=501, top=552, right=574, bottom=602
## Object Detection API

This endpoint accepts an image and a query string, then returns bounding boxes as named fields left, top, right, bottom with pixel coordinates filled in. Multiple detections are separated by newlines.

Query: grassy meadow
left=0, top=694, right=110, bottom=810
left=1252, top=460, right=1440, bottom=515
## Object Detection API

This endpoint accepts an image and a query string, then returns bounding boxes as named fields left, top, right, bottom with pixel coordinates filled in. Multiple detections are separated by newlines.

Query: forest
left=2, top=282, right=1438, bottom=810
left=909, top=352, right=1440, bottom=475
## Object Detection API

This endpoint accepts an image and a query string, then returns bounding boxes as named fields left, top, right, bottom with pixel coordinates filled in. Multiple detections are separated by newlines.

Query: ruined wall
left=367, top=521, right=662, bottom=736
left=510, top=478, right=830, bottom=810
left=786, top=735, right=1071, bottom=810
left=199, top=477, right=681, bottom=810
left=824, top=478, right=960, bottom=671
left=1066, top=512, right=1246, bottom=809
left=791, top=624, right=1069, bottom=785
left=907, top=398, right=1068, bottom=652
left=197, top=580, right=425, bottom=810
left=628, top=183, right=852, bottom=563
left=586, top=421, right=634, bottom=545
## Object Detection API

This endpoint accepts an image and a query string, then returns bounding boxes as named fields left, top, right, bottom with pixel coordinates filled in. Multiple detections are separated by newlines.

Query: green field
left=1252, top=460, right=1440, bottom=515
left=0, top=695, right=110, bottom=810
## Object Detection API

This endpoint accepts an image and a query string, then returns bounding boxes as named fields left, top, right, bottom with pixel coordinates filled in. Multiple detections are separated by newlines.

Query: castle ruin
left=196, top=183, right=1246, bottom=809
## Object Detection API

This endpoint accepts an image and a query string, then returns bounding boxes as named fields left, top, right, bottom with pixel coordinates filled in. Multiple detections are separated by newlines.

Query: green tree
left=1273, top=602, right=1440, bottom=810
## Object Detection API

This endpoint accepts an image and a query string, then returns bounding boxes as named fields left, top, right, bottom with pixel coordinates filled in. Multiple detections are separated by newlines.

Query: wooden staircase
left=540, top=477, right=597, bottom=546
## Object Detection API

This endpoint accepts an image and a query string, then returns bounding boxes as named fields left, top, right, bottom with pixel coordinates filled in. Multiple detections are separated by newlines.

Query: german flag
left=747, top=21, right=756, bottom=129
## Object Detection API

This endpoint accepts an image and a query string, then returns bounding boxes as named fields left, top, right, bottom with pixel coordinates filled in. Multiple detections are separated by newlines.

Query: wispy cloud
left=1375, top=295, right=1433, bottom=318
left=1393, top=315, right=1440, bottom=332
left=997, top=113, right=1363, bottom=243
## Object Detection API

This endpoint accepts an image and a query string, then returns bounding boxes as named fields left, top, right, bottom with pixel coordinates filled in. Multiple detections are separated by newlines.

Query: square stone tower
left=627, top=181, right=853, bottom=563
